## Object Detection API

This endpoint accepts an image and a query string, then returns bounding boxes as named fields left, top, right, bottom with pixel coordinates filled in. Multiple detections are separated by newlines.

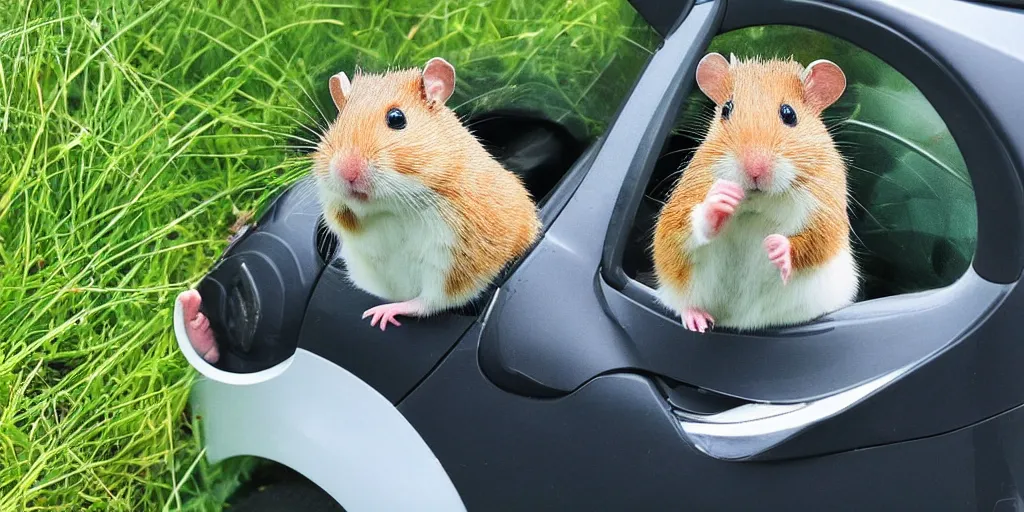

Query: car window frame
left=586, top=0, right=1024, bottom=402
left=602, top=0, right=1023, bottom=309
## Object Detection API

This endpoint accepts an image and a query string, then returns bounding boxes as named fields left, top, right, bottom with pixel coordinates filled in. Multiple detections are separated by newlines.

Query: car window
left=622, top=25, right=976, bottom=302
left=294, top=1, right=662, bottom=144
left=440, top=2, right=662, bottom=141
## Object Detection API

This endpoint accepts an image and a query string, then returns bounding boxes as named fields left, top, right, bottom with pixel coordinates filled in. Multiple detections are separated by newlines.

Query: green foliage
left=676, top=25, right=976, bottom=298
left=0, top=0, right=656, bottom=510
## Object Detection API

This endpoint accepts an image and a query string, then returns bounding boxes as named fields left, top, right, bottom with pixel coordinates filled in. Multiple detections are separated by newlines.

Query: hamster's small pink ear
left=329, top=71, right=352, bottom=112
left=802, top=59, right=846, bottom=112
left=422, top=57, right=456, bottom=108
left=695, top=52, right=732, bottom=105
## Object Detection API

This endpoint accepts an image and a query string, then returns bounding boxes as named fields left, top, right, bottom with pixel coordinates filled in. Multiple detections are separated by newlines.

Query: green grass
left=0, top=1, right=657, bottom=509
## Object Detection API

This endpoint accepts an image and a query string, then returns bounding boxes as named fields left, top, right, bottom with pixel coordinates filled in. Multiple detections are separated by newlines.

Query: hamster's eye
left=721, top=100, right=733, bottom=121
left=386, top=108, right=407, bottom=130
left=779, top=104, right=797, bottom=127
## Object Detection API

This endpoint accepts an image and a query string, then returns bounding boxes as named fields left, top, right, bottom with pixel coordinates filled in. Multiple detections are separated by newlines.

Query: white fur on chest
left=320, top=175, right=458, bottom=311
left=660, top=190, right=859, bottom=330
left=337, top=205, right=456, bottom=302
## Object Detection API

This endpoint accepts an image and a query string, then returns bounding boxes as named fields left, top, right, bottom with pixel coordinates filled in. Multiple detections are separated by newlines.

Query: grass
left=0, top=0, right=658, bottom=510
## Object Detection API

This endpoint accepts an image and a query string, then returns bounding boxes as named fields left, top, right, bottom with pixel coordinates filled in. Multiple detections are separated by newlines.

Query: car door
left=476, top=0, right=1024, bottom=461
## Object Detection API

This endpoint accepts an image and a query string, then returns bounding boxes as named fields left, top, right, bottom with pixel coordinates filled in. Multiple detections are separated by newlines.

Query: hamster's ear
left=695, top=52, right=732, bottom=105
left=329, top=71, right=352, bottom=113
left=422, top=57, right=456, bottom=108
left=801, top=59, right=846, bottom=113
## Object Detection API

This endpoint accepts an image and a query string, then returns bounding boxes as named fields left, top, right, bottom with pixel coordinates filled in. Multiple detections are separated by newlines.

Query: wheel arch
left=189, top=348, right=467, bottom=512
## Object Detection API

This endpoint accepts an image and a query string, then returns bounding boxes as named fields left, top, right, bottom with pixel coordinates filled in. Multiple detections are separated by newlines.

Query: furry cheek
left=768, top=156, right=799, bottom=194
left=711, top=153, right=744, bottom=184
left=364, top=164, right=422, bottom=208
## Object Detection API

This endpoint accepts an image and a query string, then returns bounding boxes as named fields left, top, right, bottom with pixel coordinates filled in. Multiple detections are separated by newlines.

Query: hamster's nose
left=331, top=153, right=366, bottom=183
left=742, top=150, right=772, bottom=180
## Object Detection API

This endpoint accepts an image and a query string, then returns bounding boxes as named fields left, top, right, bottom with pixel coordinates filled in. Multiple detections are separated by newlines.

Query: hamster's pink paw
left=763, top=234, right=792, bottom=284
left=178, top=290, right=220, bottom=364
left=703, top=180, right=745, bottom=236
left=362, top=298, right=426, bottom=332
left=682, top=307, right=715, bottom=333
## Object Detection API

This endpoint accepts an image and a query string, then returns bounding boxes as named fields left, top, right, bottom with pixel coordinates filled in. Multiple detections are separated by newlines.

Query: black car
left=174, top=0, right=1024, bottom=510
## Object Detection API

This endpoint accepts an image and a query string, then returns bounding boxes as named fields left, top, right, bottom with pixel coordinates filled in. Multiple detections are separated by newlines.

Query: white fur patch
left=688, top=203, right=713, bottom=249
left=318, top=170, right=462, bottom=315
left=659, top=186, right=859, bottom=330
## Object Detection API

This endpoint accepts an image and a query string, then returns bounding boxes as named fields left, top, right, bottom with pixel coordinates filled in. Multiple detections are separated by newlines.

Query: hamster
left=651, top=52, right=859, bottom=333
left=312, top=57, right=542, bottom=330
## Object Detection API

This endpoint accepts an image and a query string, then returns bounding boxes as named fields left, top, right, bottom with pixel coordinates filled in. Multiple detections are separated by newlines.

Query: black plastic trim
left=537, top=142, right=599, bottom=228
left=601, top=269, right=1011, bottom=403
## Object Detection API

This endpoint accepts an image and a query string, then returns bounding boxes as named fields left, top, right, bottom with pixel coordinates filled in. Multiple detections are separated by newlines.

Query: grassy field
left=0, top=0, right=657, bottom=509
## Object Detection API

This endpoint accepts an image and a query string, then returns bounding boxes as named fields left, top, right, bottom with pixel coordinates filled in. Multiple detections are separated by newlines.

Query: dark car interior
left=463, top=108, right=587, bottom=208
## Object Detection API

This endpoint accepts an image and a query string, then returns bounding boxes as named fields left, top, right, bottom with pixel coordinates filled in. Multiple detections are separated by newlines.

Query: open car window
left=580, top=1, right=1015, bottom=404
left=624, top=25, right=977, bottom=302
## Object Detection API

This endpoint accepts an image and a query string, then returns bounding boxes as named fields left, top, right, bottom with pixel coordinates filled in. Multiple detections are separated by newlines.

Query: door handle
left=676, top=363, right=911, bottom=461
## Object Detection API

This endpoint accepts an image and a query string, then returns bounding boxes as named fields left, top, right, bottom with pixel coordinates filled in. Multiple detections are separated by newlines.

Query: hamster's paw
left=702, top=180, right=745, bottom=237
left=682, top=308, right=715, bottom=333
left=763, top=234, right=792, bottom=284
left=178, top=289, right=220, bottom=364
left=362, top=298, right=426, bottom=332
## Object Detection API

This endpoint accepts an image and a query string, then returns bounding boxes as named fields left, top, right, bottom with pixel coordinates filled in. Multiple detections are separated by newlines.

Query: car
left=173, top=0, right=1024, bottom=510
